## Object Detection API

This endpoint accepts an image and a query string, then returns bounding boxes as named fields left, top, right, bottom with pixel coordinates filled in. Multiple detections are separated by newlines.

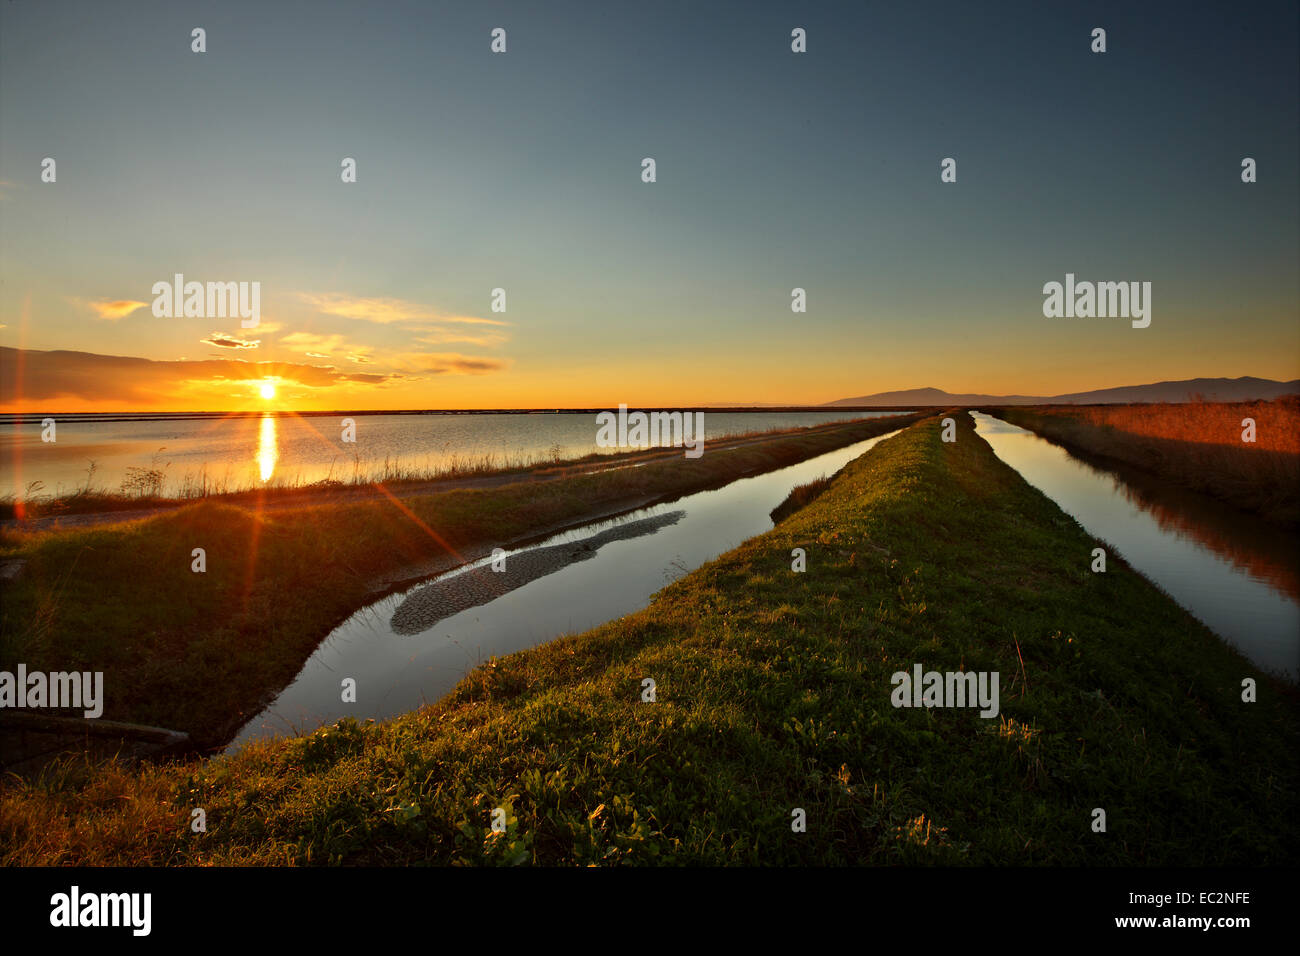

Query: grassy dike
left=2, top=412, right=1296, bottom=865
left=0, top=412, right=928, bottom=747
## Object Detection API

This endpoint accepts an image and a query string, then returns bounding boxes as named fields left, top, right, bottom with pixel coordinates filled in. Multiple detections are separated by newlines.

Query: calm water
left=226, top=427, right=905, bottom=750
left=229, top=411, right=1300, bottom=751
left=973, top=412, right=1299, bottom=681
left=0, top=410, right=905, bottom=499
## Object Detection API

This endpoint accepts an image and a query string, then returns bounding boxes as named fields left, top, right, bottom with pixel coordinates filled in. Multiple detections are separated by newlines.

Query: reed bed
left=995, top=397, right=1300, bottom=528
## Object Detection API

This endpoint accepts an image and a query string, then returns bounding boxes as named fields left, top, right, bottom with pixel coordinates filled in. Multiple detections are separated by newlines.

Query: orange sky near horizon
left=3, top=287, right=1299, bottom=413
left=3, top=335, right=1298, bottom=413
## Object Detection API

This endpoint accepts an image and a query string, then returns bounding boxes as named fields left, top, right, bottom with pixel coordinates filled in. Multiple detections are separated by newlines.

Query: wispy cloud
left=201, top=332, right=260, bottom=349
left=0, top=346, right=397, bottom=406
left=281, top=323, right=508, bottom=373
left=299, top=292, right=509, bottom=327
left=88, top=299, right=149, bottom=320
left=415, top=326, right=509, bottom=348
left=394, top=352, right=512, bottom=375
left=280, top=331, right=351, bottom=353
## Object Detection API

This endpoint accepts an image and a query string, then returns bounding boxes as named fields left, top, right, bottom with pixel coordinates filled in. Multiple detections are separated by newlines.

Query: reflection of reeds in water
left=999, top=400, right=1300, bottom=528
left=1077, top=447, right=1300, bottom=603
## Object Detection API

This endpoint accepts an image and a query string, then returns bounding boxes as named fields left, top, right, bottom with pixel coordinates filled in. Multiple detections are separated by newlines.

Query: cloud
left=287, top=295, right=514, bottom=372
left=415, top=326, right=509, bottom=348
left=279, top=331, right=350, bottom=354
left=201, top=332, right=260, bottom=349
left=299, top=292, right=509, bottom=327
left=0, top=346, right=398, bottom=406
left=89, top=300, right=149, bottom=320
left=395, top=352, right=511, bottom=375
left=0, top=345, right=511, bottom=409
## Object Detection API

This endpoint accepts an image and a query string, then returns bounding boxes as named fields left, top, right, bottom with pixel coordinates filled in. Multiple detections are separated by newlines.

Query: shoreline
left=2, top=414, right=914, bottom=530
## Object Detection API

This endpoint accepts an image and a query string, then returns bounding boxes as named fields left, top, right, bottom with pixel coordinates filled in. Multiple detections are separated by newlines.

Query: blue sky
left=1, top=0, right=1296, bottom=409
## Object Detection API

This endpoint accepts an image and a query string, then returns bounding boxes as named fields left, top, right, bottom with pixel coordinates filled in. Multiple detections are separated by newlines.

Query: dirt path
left=2, top=419, right=886, bottom=533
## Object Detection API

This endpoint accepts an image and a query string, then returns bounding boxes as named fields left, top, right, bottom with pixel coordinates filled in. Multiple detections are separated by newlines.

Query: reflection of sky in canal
left=228, top=413, right=1299, bottom=752
left=973, top=413, right=1299, bottom=681
left=227, top=428, right=904, bottom=750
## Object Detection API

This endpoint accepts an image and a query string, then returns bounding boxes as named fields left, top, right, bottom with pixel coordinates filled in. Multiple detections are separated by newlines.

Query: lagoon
left=0, top=409, right=903, bottom=500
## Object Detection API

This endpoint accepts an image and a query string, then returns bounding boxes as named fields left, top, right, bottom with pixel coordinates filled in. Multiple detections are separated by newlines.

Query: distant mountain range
left=828, top=377, right=1300, bottom=407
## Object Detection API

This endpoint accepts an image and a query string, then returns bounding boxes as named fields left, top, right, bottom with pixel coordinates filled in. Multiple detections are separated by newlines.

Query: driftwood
left=0, top=712, right=192, bottom=776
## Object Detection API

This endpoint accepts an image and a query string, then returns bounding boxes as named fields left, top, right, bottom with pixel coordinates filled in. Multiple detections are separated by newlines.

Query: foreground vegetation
left=994, top=399, right=1300, bottom=528
left=2, top=413, right=1295, bottom=865
left=0, top=412, right=926, bottom=747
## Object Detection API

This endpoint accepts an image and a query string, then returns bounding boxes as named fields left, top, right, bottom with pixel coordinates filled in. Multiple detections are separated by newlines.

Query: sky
left=1, top=0, right=1297, bottom=411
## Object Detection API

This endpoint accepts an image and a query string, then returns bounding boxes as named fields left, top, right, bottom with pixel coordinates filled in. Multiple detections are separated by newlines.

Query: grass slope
left=0, top=412, right=925, bottom=747
left=1, top=412, right=1295, bottom=865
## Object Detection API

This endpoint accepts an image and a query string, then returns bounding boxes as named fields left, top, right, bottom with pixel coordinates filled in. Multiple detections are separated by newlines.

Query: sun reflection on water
left=257, top=414, right=277, bottom=482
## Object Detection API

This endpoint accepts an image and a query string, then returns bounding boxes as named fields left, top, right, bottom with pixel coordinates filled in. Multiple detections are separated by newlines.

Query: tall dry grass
left=996, top=397, right=1300, bottom=528
left=1046, top=397, right=1300, bottom=453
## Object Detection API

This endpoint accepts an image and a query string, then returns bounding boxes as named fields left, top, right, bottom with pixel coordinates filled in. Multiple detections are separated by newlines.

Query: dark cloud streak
left=0, top=347, right=395, bottom=404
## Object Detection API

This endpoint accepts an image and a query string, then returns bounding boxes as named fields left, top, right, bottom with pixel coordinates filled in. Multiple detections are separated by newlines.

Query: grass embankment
left=993, top=399, right=1300, bottom=528
left=0, top=412, right=927, bottom=748
left=2, top=413, right=1295, bottom=865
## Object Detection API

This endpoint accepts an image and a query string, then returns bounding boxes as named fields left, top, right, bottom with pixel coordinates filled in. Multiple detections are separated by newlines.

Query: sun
left=259, top=381, right=277, bottom=400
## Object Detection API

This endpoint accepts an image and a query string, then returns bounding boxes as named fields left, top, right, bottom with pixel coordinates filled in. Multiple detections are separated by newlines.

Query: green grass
left=2, top=412, right=1295, bottom=865
left=0, top=412, right=927, bottom=747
